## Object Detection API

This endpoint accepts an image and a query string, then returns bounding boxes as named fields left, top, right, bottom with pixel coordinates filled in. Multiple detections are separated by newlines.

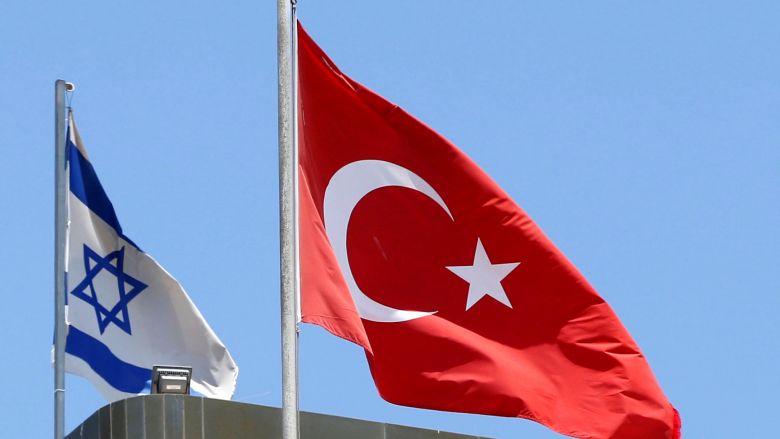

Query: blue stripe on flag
left=67, top=138, right=123, bottom=235
left=67, top=133, right=140, bottom=250
left=65, top=325, right=152, bottom=394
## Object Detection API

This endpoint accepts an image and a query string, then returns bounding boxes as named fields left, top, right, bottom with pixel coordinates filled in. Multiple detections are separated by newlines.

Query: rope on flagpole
left=65, top=82, right=75, bottom=109
left=291, top=0, right=301, bottom=327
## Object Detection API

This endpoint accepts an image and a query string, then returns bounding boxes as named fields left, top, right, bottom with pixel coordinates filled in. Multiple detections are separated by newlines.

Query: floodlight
left=151, top=365, right=192, bottom=395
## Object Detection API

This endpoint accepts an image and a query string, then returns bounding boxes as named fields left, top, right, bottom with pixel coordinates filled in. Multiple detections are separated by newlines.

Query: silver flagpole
left=277, top=0, right=300, bottom=438
left=53, top=79, right=69, bottom=439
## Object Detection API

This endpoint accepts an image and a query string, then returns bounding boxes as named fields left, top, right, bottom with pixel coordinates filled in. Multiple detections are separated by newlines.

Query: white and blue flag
left=63, top=112, right=238, bottom=401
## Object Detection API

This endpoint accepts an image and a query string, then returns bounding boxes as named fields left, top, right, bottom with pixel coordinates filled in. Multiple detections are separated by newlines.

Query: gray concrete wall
left=65, top=395, right=490, bottom=439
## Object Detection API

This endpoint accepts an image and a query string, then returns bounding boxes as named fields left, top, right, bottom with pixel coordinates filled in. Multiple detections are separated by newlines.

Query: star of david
left=70, top=244, right=148, bottom=335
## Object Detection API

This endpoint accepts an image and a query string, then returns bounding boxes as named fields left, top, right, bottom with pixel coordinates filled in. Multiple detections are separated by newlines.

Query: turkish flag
left=297, top=22, right=680, bottom=439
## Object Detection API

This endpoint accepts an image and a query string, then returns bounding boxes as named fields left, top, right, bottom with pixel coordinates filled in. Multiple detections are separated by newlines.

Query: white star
left=446, top=239, right=520, bottom=311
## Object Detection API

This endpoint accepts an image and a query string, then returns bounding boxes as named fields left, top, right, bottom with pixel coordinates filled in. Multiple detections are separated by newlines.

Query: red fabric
left=297, top=22, right=680, bottom=439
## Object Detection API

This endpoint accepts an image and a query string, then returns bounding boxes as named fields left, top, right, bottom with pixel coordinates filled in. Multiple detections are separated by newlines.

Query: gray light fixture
left=151, top=365, right=192, bottom=395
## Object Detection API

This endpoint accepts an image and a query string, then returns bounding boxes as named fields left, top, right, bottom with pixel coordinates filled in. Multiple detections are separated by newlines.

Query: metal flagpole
left=53, top=79, right=70, bottom=439
left=277, top=0, right=300, bottom=438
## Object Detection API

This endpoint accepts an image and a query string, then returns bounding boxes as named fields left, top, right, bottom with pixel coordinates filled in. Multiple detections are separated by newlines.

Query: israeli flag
left=63, top=111, right=238, bottom=401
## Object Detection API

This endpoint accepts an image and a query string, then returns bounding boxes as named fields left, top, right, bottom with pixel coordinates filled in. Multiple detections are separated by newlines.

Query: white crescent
left=323, top=160, right=453, bottom=323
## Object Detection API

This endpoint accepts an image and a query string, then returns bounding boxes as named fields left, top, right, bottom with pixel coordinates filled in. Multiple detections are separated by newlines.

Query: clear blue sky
left=1, top=1, right=778, bottom=438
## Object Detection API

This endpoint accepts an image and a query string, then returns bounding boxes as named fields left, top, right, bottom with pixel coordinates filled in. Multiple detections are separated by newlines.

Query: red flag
left=297, top=23, right=680, bottom=439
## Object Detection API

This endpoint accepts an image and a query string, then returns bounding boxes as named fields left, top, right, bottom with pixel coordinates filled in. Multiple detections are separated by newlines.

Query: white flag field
left=61, top=112, right=237, bottom=401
